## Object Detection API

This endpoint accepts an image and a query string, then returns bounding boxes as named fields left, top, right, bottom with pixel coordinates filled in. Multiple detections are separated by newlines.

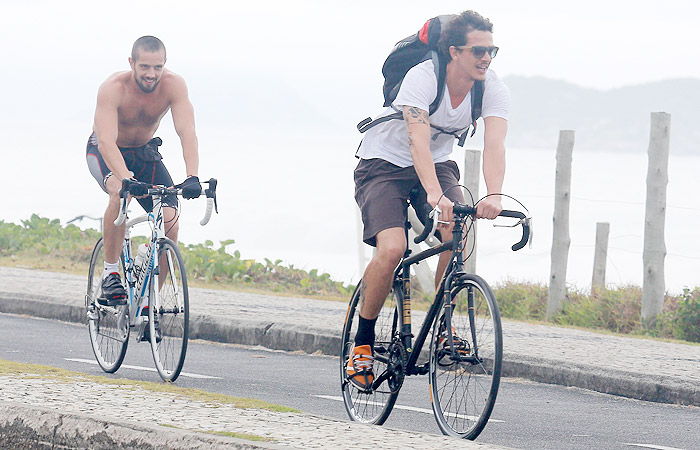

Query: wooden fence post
left=547, top=130, right=575, bottom=319
left=642, top=112, right=670, bottom=324
left=463, top=149, right=481, bottom=274
left=592, top=222, right=610, bottom=292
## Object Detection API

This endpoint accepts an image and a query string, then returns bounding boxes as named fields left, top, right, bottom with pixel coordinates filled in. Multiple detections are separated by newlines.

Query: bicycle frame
left=120, top=194, right=170, bottom=330
left=387, top=212, right=471, bottom=378
left=379, top=204, right=529, bottom=385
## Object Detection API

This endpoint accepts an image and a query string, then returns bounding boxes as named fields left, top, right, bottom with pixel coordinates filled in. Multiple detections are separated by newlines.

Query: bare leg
left=435, top=250, right=451, bottom=289
left=163, top=206, right=179, bottom=243
left=359, top=227, right=406, bottom=320
left=158, top=206, right=180, bottom=290
left=103, top=176, right=126, bottom=264
left=434, top=221, right=457, bottom=288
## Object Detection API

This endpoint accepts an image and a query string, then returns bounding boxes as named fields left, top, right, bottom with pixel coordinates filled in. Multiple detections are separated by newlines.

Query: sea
left=3, top=125, right=699, bottom=294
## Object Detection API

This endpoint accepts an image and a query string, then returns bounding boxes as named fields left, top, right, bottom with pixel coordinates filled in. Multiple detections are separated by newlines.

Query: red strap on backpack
left=418, top=19, right=431, bottom=44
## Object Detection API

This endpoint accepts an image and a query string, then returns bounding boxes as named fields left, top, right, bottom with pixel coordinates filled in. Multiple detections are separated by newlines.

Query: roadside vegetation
left=0, top=215, right=353, bottom=298
left=1, top=215, right=698, bottom=343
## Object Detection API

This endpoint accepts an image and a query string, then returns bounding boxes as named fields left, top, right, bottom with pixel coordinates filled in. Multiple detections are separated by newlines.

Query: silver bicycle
left=85, top=178, right=217, bottom=382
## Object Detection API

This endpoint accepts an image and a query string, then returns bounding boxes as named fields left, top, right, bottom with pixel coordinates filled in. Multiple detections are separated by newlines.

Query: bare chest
left=118, top=93, right=170, bottom=128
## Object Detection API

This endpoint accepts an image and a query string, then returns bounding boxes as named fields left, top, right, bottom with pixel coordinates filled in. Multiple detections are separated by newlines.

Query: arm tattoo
left=403, top=106, right=429, bottom=125
left=404, top=106, right=428, bottom=153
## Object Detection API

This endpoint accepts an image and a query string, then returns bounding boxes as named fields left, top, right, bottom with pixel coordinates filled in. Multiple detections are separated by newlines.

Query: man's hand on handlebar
left=179, top=176, right=202, bottom=199
left=428, top=192, right=454, bottom=231
left=476, top=195, right=503, bottom=220
left=121, top=178, right=149, bottom=198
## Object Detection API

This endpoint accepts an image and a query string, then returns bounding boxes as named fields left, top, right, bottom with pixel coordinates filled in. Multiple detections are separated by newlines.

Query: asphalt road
left=0, top=313, right=697, bottom=450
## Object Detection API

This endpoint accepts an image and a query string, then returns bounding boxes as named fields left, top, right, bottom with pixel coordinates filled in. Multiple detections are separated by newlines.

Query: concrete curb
left=502, top=354, right=699, bottom=406
left=0, top=401, right=285, bottom=450
left=1, top=292, right=698, bottom=407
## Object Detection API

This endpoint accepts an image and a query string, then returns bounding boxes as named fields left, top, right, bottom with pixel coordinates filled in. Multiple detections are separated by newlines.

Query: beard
left=135, top=75, right=160, bottom=93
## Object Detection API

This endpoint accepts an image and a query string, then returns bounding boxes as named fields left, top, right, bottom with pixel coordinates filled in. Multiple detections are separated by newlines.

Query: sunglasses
left=455, top=45, right=499, bottom=59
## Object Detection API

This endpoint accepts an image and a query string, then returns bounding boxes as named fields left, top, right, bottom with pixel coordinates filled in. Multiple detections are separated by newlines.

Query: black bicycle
left=340, top=199, right=531, bottom=439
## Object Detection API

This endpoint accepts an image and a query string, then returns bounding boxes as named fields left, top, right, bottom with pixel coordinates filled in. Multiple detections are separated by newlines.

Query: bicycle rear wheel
left=429, top=274, right=502, bottom=439
left=340, top=279, right=400, bottom=425
left=86, top=238, right=129, bottom=373
left=149, top=238, right=189, bottom=382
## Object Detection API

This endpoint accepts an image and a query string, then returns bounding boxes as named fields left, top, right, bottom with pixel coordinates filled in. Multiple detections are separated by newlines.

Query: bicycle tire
left=86, top=238, right=129, bottom=373
left=429, top=273, right=502, bottom=439
left=340, top=279, right=400, bottom=424
left=149, top=237, right=189, bottom=382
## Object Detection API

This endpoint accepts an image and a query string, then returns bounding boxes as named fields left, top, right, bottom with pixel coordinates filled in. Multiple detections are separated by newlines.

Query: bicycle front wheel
left=149, top=238, right=189, bottom=382
left=429, top=273, right=502, bottom=439
left=86, top=238, right=129, bottom=373
left=340, top=279, right=400, bottom=425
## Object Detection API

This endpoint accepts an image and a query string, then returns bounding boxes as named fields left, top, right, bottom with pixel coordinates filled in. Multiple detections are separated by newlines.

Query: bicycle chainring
left=387, top=339, right=407, bottom=393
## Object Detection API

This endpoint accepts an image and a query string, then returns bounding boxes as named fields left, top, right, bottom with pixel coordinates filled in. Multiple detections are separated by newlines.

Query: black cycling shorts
left=85, top=133, right=177, bottom=211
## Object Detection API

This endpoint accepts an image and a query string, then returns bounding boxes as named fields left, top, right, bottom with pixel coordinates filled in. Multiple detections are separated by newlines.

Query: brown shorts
left=354, top=158, right=465, bottom=246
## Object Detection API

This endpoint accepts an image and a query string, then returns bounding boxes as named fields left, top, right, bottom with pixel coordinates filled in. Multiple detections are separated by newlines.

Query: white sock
left=103, top=261, right=120, bottom=279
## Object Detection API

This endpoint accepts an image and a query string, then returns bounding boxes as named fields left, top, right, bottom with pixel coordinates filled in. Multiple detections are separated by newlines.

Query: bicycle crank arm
left=372, top=370, right=392, bottom=390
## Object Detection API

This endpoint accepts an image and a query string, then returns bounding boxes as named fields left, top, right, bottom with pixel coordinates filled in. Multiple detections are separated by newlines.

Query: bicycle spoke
left=86, top=238, right=129, bottom=373
left=149, top=238, right=189, bottom=382
left=429, top=275, right=502, bottom=439
left=340, top=282, right=400, bottom=424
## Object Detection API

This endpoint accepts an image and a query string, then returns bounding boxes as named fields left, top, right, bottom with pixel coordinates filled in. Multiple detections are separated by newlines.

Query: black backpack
left=357, top=15, right=484, bottom=147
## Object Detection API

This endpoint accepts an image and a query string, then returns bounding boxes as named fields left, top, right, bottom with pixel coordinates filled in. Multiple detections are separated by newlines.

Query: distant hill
left=504, top=76, right=700, bottom=154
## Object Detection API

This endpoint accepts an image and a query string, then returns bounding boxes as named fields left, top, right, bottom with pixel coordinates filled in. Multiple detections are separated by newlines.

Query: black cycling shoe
left=97, top=273, right=127, bottom=306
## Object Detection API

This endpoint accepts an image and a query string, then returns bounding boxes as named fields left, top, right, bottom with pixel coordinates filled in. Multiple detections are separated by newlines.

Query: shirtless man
left=86, top=36, right=201, bottom=306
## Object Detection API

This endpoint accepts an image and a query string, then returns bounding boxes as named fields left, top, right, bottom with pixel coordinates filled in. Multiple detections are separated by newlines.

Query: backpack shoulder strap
left=428, top=51, right=447, bottom=116
left=471, top=80, right=484, bottom=124
left=456, top=80, right=485, bottom=146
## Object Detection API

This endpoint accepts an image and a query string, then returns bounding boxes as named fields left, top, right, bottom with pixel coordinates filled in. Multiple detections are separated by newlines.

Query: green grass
left=202, top=430, right=273, bottom=442
left=159, top=424, right=273, bottom=442
left=0, top=359, right=299, bottom=413
left=491, top=282, right=700, bottom=343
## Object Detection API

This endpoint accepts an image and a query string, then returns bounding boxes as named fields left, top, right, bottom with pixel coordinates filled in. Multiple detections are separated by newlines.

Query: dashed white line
left=65, top=358, right=222, bottom=379
left=313, top=394, right=504, bottom=423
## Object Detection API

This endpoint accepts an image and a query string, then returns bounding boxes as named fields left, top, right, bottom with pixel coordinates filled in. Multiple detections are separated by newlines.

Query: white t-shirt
left=356, top=60, right=510, bottom=168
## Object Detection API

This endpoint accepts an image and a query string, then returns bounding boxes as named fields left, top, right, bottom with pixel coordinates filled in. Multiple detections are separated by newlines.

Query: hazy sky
left=3, top=0, right=697, bottom=88
left=3, top=0, right=698, bottom=140
left=2, top=0, right=698, bottom=288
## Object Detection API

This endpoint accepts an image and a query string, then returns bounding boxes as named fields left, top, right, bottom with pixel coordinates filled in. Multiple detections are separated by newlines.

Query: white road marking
left=623, top=444, right=686, bottom=450
left=65, top=358, right=222, bottom=379
left=313, top=394, right=504, bottom=423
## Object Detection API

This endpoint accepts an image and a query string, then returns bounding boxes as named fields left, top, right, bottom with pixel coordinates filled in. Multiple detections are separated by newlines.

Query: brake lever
left=426, top=206, right=442, bottom=244
left=492, top=217, right=529, bottom=228
left=204, top=178, right=218, bottom=214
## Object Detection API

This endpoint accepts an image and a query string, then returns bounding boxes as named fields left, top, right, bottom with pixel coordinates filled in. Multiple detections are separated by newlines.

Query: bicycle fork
left=442, top=284, right=481, bottom=365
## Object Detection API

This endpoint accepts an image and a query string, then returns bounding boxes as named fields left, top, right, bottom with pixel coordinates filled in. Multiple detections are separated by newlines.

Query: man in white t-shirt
left=347, top=10, right=510, bottom=389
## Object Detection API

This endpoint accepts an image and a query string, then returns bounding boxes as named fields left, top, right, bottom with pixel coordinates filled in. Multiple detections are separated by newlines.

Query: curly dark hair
left=437, top=11, right=494, bottom=61
left=131, top=36, right=167, bottom=62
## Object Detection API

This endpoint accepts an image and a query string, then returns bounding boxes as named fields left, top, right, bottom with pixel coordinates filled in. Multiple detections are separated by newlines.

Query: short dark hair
left=438, top=11, right=494, bottom=61
left=131, top=36, right=166, bottom=61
